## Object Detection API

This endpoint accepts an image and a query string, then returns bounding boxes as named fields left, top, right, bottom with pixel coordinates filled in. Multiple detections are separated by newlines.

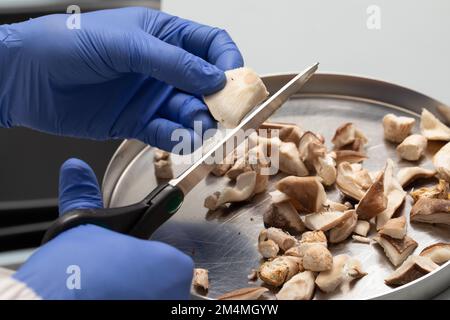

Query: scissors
left=41, top=63, right=319, bottom=244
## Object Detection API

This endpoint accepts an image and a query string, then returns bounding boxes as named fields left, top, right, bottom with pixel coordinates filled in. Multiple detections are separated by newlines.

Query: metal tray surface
left=102, top=73, right=450, bottom=300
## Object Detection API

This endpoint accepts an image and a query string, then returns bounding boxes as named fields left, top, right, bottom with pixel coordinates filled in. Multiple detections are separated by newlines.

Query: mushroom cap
left=396, top=134, right=427, bottom=161
left=420, top=242, right=450, bottom=265
left=276, top=271, right=315, bottom=300
left=396, top=167, right=436, bottom=187
left=374, top=234, right=418, bottom=266
left=314, top=153, right=337, bottom=186
left=420, top=108, right=450, bottom=141
left=204, top=67, right=269, bottom=128
left=298, top=131, right=324, bottom=170
left=383, top=114, right=416, bottom=143
left=329, top=210, right=358, bottom=243
left=218, top=287, right=269, bottom=300
left=333, top=150, right=367, bottom=164
left=279, top=125, right=303, bottom=146
left=263, top=200, right=306, bottom=235
left=385, top=255, right=438, bottom=286
left=433, top=141, right=450, bottom=181
left=379, top=216, right=407, bottom=239
left=276, top=176, right=327, bottom=213
left=304, top=210, right=354, bottom=231
left=356, top=170, right=387, bottom=220
left=410, top=198, right=450, bottom=225
left=376, top=159, right=407, bottom=229
left=332, top=123, right=367, bottom=149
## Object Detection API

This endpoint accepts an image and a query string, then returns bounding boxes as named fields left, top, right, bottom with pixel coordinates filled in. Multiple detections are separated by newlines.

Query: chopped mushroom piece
left=332, top=150, right=367, bottom=164
left=410, top=179, right=449, bottom=203
left=258, top=234, right=279, bottom=259
left=304, top=210, right=353, bottom=231
left=379, top=216, right=407, bottom=239
left=276, top=176, right=327, bottom=213
left=332, top=123, right=368, bottom=149
left=278, top=141, right=309, bottom=176
left=420, top=243, right=450, bottom=264
left=211, top=150, right=236, bottom=176
left=153, top=149, right=174, bottom=179
left=276, top=271, right=315, bottom=300
left=433, top=141, right=450, bottom=181
left=218, top=287, right=269, bottom=300
left=374, top=234, right=418, bottom=266
left=376, top=159, right=407, bottom=229
left=298, top=131, right=336, bottom=185
left=324, top=199, right=351, bottom=212
left=420, top=108, right=450, bottom=141
left=260, top=122, right=303, bottom=146
left=265, top=227, right=297, bottom=251
left=356, top=169, right=387, bottom=220
left=263, top=200, right=306, bottom=235
left=354, top=220, right=371, bottom=237
left=329, top=210, right=358, bottom=243
left=302, top=244, right=333, bottom=271
left=385, top=255, right=439, bottom=286
left=192, top=268, right=209, bottom=292
left=204, top=67, right=269, bottom=128
left=336, top=162, right=371, bottom=200
left=410, top=198, right=450, bottom=225
left=396, top=167, right=436, bottom=187
left=315, top=255, right=367, bottom=293
left=382, top=114, right=415, bottom=143
left=396, top=134, right=427, bottom=161
left=285, top=231, right=328, bottom=258
left=352, top=235, right=371, bottom=244
left=258, top=256, right=303, bottom=287
left=204, top=171, right=256, bottom=210
left=226, top=156, right=252, bottom=180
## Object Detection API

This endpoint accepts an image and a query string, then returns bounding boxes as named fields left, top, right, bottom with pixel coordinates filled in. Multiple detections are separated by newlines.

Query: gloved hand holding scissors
left=0, top=6, right=243, bottom=151
left=0, top=7, right=243, bottom=299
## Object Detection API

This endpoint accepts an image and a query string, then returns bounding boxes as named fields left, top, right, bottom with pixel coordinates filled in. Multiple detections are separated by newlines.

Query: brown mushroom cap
left=356, top=170, right=387, bottom=220
left=385, top=255, right=439, bottom=286
left=332, top=123, right=368, bottom=149
left=263, top=200, right=306, bottom=235
left=276, top=176, right=327, bottom=213
left=329, top=210, right=358, bottom=243
left=374, top=234, right=418, bottom=266
left=410, top=198, right=450, bottom=225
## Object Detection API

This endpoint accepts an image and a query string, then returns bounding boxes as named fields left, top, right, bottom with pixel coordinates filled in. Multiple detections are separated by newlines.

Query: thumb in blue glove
left=13, top=158, right=194, bottom=299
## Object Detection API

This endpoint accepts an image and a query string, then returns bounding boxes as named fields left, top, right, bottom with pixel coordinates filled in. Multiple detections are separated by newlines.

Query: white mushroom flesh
left=433, top=141, right=450, bottom=182
left=382, top=114, right=415, bottom=143
left=204, top=67, right=269, bottom=128
left=396, top=167, right=436, bottom=187
left=276, top=271, right=315, bottom=300
left=420, top=243, right=450, bottom=265
left=396, top=134, right=427, bottom=161
left=420, top=108, right=450, bottom=141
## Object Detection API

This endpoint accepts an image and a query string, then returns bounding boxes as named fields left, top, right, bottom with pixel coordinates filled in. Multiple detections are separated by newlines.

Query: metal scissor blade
left=170, top=62, right=319, bottom=194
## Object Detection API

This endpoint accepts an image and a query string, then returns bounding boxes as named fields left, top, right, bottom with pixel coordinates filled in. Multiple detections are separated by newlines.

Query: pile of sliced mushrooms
left=159, top=68, right=450, bottom=300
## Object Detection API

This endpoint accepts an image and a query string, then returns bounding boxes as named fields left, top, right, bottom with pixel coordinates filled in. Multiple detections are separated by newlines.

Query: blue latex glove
left=13, top=158, right=194, bottom=299
left=0, top=7, right=243, bottom=151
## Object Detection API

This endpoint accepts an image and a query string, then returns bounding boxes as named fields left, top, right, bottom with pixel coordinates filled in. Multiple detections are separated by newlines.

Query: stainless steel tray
left=102, top=73, right=450, bottom=300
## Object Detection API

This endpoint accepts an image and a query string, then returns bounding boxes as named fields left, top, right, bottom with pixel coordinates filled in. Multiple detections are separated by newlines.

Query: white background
left=163, top=0, right=450, bottom=106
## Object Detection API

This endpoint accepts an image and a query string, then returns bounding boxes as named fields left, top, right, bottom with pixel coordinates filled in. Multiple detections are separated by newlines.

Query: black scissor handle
left=41, top=183, right=184, bottom=244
